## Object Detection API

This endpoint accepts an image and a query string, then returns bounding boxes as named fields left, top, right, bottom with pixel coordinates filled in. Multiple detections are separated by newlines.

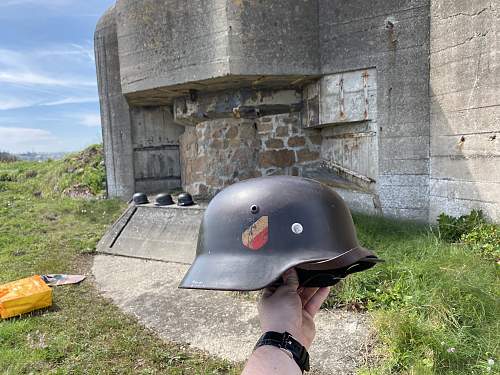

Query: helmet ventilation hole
left=250, top=205, right=259, bottom=214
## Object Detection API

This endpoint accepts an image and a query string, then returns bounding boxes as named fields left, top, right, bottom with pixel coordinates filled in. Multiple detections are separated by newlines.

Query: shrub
left=437, top=210, right=485, bottom=243
left=437, top=210, right=499, bottom=260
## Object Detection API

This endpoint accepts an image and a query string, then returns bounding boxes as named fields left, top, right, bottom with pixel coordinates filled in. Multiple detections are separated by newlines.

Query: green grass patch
left=328, top=215, right=499, bottom=374
left=0, top=150, right=240, bottom=374
left=1, top=145, right=498, bottom=374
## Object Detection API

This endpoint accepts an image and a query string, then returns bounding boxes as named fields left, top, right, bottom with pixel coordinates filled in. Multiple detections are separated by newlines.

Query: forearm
left=242, top=345, right=302, bottom=375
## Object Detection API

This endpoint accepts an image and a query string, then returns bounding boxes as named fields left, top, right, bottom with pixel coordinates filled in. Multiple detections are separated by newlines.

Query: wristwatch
left=254, top=331, right=310, bottom=372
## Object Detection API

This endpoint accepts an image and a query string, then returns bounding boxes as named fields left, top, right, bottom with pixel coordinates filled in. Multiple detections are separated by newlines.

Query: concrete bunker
left=95, top=0, right=500, bottom=223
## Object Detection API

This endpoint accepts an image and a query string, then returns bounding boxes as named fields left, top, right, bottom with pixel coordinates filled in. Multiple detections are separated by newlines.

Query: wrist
left=254, top=331, right=310, bottom=373
left=261, top=323, right=303, bottom=342
left=261, top=328, right=306, bottom=348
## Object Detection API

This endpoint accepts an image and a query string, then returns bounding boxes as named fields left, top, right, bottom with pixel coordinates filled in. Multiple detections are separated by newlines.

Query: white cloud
left=0, top=127, right=61, bottom=153
left=78, top=113, right=101, bottom=127
left=0, top=47, right=97, bottom=88
left=42, top=96, right=99, bottom=106
left=0, top=72, right=96, bottom=87
left=0, top=98, right=39, bottom=111
left=0, top=95, right=98, bottom=111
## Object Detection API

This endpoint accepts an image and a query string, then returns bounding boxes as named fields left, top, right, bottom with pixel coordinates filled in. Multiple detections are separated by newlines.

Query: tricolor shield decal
left=242, top=216, right=269, bottom=250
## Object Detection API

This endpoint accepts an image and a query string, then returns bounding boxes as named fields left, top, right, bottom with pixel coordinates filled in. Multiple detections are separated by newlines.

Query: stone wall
left=429, top=0, right=500, bottom=221
left=179, top=113, right=322, bottom=197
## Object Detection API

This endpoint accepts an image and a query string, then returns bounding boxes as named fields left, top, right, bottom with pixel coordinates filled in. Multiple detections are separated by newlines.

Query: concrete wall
left=95, top=0, right=500, bottom=222
left=115, top=0, right=230, bottom=95
left=226, top=0, right=319, bottom=76
left=95, top=6, right=186, bottom=199
left=318, top=0, right=431, bottom=221
left=429, top=0, right=500, bottom=221
left=95, top=6, right=135, bottom=199
left=115, top=0, right=319, bottom=98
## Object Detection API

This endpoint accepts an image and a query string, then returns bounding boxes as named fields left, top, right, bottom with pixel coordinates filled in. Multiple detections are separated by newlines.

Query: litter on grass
left=0, top=275, right=52, bottom=319
left=41, top=274, right=86, bottom=286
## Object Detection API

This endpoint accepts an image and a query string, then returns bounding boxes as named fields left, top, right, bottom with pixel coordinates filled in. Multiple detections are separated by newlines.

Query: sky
left=0, top=0, right=115, bottom=153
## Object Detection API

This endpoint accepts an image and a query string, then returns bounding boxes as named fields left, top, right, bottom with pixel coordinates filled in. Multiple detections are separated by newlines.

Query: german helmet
left=155, top=193, right=174, bottom=206
left=132, top=192, right=149, bottom=205
left=177, top=192, right=195, bottom=206
left=179, top=176, right=381, bottom=291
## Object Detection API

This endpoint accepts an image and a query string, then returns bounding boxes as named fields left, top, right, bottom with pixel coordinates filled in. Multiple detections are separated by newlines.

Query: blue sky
left=0, top=0, right=115, bottom=153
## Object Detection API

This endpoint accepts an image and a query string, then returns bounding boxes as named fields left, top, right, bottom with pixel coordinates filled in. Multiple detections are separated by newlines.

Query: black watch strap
left=254, top=331, right=310, bottom=372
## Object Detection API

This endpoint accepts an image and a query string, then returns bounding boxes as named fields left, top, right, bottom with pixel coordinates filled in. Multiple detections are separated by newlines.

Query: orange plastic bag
left=0, top=275, right=52, bottom=319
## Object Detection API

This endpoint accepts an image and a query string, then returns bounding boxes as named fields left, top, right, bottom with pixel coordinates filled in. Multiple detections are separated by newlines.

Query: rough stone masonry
left=95, top=0, right=499, bottom=222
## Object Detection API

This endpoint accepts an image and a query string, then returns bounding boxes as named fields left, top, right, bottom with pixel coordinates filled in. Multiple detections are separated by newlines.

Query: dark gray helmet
left=132, top=192, right=149, bottom=205
left=179, top=176, right=381, bottom=291
left=155, top=193, right=174, bottom=206
left=177, top=192, right=195, bottom=206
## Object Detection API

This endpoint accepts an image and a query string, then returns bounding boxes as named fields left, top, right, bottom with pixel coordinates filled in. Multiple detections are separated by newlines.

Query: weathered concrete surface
left=318, top=0, right=431, bottom=222
left=95, top=0, right=500, bottom=223
left=97, top=205, right=204, bottom=264
left=429, top=0, right=500, bottom=221
left=92, top=255, right=373, bottom=374
left=95, top=6, right=135, bottom=199
left=115, top=0, right=319, bottom=96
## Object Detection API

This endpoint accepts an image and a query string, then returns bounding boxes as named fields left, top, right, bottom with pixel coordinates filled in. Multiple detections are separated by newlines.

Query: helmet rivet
left=250, top=205, right=259, bottom=214
left=291, top=223, right=303, bottom=234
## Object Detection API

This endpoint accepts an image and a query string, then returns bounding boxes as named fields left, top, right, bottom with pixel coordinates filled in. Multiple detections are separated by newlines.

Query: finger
left=304, top=287, right=330, bottom=318
left=282, top=268, right=299, bottom=292
left=299, top=287, right=319, bottom=306
left=261, top=286, right=276, bottom=299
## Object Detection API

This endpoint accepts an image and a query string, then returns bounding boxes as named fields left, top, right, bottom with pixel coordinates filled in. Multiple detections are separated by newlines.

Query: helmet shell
left=179, top=176, right=378, bottom=291
left=177, top=192, right=195, bottom=206
left=132, top=192, right=149, bottom=205
left=155, top=193, right=174, bottom=206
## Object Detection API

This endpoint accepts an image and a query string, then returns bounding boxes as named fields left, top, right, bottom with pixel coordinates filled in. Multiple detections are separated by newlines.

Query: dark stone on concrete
left=259, top=149, right=295, bottom=168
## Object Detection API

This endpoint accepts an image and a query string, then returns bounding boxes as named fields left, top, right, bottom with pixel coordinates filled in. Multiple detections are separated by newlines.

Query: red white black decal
left=242, top=216, right=269, bottom=250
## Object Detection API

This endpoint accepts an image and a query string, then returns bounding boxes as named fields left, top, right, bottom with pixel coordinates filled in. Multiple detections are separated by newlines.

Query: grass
left=1, top=145, right=498, bottom=374
left=328, top=215, right=499, bottom=374
left=0, top=146, right=240, bottom=374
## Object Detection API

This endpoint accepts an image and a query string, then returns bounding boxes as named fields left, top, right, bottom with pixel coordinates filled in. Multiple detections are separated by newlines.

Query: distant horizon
left=1, top=144, right=103, bottom=156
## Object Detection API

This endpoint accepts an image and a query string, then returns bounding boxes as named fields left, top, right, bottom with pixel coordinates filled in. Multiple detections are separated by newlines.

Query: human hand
left=257, top=268, right=330, bottom=350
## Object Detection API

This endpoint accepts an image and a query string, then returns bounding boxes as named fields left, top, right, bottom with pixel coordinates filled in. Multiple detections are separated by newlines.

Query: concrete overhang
left=113, top=0, right=321, bottom=105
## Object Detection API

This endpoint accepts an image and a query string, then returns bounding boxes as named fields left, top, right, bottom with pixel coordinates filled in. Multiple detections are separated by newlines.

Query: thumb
left=282, top=268, right=299, bottom=291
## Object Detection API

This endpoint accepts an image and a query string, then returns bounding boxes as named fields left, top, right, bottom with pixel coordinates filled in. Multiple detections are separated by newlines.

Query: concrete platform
left=92, top=254, right=373, bottom=374
left=96, top=204, right=205, bottom=264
